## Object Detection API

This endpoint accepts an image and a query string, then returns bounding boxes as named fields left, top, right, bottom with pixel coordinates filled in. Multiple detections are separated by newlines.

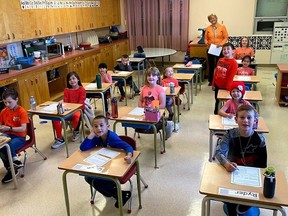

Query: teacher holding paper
left=204, top=14, right=228, bottom=86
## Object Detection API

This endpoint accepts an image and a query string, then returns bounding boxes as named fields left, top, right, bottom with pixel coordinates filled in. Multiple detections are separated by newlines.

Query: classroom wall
left=120, top=0, right=272, bottom=64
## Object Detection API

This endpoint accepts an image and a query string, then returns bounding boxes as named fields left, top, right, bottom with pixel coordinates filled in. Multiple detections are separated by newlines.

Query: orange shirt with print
left=0, top=106, right=29, bottom=137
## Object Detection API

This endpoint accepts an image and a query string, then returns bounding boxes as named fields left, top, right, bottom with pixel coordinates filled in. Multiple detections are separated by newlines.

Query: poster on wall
left=271, top=22, right=288, bottom=64
left=0, top=46, right=9, bottom=66
left=20, top=0, right=100, bottom=10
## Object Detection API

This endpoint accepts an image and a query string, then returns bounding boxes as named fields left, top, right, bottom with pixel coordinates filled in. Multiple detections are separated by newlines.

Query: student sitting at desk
left=162, top=67, right=179, bottom=121
left=139, top=67, right=166, bottom=109
left=51, top=72, right=86, bottom=149
left=80, top=115, right=133, bottom=208
left=0, top=88, right=29, bottom=183
left=236, top=55, right=255, bottom=90
left=114, top=54, right=140, bottom=101
left=218, top=81, right=252, bottom=119
left=98, top=63, right=112, bottom=118
left=233, top=37, right=255, bottom=60
left=215, top=105, right=267, bottom=216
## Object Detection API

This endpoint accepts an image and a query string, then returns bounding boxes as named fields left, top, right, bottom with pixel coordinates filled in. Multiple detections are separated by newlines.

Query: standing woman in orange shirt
left=204, top=14, right=228, bottom=86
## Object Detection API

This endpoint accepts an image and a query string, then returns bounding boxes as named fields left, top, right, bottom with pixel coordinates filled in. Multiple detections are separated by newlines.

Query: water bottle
left=30, top=96, right=36, bottom=110
left=111, top=97, right=118, bottom=118
left=263, top=176, right=276, bottom=198
left=96, top=74, right=102, bottom=89
left=170, top=82, right=175, bottom=94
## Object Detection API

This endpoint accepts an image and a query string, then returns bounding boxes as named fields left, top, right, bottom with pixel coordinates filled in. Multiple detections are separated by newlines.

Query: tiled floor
left=0, top=66, right=288, bottom=216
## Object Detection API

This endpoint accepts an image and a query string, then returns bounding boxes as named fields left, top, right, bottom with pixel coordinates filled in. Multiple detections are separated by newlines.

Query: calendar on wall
left=271, top=22, right=288, bottom=64
left=20, top=0, right=100, bottom=9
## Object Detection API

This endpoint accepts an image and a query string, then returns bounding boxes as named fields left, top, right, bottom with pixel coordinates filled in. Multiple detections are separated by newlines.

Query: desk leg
left=136, top=161, right=142, bottom=209
left=79, top=110, right=85, bottom=142
left=162, top=116, right=166, bottom=154
left=151, top=124, right=159, bottom=169
left=123, top=78, right=127, bottom=106
left=177, top=92, right=180, bottom=123
left=186, top=81, right=191, bottom=110
left=60, top=118, right=69, bottom=158
left=5, top=144, right=18, bottom=188
left=111, top=178, right=123, bottom=216
left=100, top=92, right=106, bottom=116
left=209, top=130, right=213, bottom=162
left=172, top=97, right=176, bottom=132
left=62, top=170, right=70, bottom=216
left=137, top=63, right=140, bottom=88
left=201, top=196, right=211, bottom=216
left=195, top=71, right=199, bottom=96
left=199, top=68, right=202, bottom=91
left=191, top=79, right=194, bottom=105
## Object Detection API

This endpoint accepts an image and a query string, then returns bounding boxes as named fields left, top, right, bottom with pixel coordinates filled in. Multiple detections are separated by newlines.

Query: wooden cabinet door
left=112, top=0, right=121, bottom=26
left=47, top=8, right=68, bottom=35
left=0, top=0, right=23, bottom=42
left=113, top=40, right=130, bottom=63
left=67, top=8, right=84, bottom=33
left=100, top=46, right=114, bottom=70
left=22, top=9, right=49, bottom=39
left=18, top=71, right=49, bottom=110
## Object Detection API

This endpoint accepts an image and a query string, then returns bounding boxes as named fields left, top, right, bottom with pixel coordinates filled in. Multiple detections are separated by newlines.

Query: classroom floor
left=1, top=66, right=288, bottom=216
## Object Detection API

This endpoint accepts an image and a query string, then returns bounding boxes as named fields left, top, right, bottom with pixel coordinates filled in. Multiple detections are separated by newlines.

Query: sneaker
left=134, top=90, right=140, bottom=96
left=72, top=131, right=80, bottom=142
left=114, top=191, right=131, bottom=208
left=106, top=112, right=111, bottom=119
left=119, top=96, right=125, bottom=102
left=51, top=138, right=65, bottom=149
left=2, top=169, right=19, bottom=184
left=235, top=205, right=260, bottom=216
left=13, top=160, right=23, bottom=169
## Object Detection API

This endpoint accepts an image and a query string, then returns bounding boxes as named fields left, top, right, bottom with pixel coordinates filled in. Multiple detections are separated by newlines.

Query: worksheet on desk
left=231, top=166, right=262, bottom=187
left=84, top=148, right=120, bottom=167
left=128, top=107, right=145, bottom=116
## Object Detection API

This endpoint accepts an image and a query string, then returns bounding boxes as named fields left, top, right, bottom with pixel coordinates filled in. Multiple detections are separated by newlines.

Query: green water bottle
left=96, top=74, right=102, bottom=89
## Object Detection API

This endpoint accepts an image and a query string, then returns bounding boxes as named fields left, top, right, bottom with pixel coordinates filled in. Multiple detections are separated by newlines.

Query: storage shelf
left=47, top=76, right=61, bottom=84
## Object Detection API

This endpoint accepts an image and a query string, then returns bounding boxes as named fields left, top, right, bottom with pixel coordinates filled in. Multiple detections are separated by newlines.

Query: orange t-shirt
left=0, top=106, right=29, bottom=137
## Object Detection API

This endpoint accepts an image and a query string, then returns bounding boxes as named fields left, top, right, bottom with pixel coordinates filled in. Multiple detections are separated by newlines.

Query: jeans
left=0, top=134, right=26, bottom=170
left=85, top=176, right=117, bottom=198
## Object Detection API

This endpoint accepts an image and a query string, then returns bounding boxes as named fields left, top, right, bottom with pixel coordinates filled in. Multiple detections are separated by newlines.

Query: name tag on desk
left=219, top=187, right=259, bottom=200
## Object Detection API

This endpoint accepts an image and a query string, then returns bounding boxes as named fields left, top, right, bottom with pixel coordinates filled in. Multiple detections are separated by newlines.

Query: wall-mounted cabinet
left=0, top=1, right=23, bottom=42
left=0, top=0, right=121, bottom=44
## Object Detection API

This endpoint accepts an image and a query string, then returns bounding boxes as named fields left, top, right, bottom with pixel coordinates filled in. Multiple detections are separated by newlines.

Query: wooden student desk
left=0, top=137, right=17, bottom=188
left=58, top=147, right=141, bottom=216
left=28, top=102, right=85, bottom=157
left=108, top=70, right=135, bottom=106
left=200, top=162, right=288, bottom=216
left=217, top=89, right=263, bottom=113
left=233, top=75, right=260, bottom=90
left=172, top=63, right=203, bottom=96
left=83, top=82, right=114, bottom=116
left=173, top=73, right=194, bottom=109
left=117, top=57, right=146, bottom=87
left=112, top=106, right=165, bottom=168
left=208, top=115, right=269, bottom=162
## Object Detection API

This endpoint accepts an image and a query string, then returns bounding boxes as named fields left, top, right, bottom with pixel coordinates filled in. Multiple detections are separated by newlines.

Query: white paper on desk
left=219, top=187, right=259, bottom=200
left=231, top=166, right=262, bottom=187
left=96, top=148, right=120, bottom=159
left=128, top=107, right=145, bottom=116
left=117, top=71, right=130, bottom=75
left=73, top=164, right=104, bottom=173
left=42, top=104, right=58, bottom=112
left=208, top=44, right=222, bottom=56
left=85, top=83, right=97, bottom=89
left=84, top=154, right=111, bottom=167
left=236, top=76, right=251, bottom=81
left=222, top=117, right=237, bottom=125
left=121, top=116, right=143, bottom=121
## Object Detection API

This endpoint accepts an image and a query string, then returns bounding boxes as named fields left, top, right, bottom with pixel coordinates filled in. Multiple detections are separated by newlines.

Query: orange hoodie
left=204, top=23, right=228, bottom=47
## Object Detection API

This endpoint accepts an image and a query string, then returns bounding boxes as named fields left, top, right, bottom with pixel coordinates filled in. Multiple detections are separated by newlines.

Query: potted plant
left=263, top=167, right=276, bottom=198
